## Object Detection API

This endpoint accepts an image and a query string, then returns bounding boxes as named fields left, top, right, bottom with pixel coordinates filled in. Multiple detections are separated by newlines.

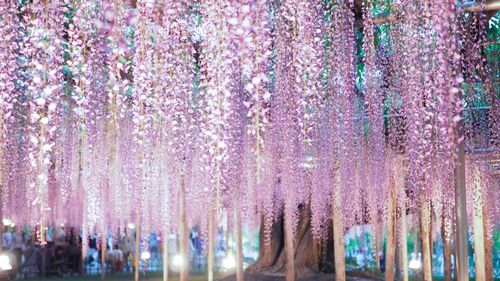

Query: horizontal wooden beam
left=354, top=0, right=500, bottom=28
left=464, top=1, right=500, bottom=12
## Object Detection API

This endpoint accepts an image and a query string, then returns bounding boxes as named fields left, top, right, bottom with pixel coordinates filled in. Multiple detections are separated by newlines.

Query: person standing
left=113, top=244, right=124, bottom=272
left=2, top=226, right=13, bottom=250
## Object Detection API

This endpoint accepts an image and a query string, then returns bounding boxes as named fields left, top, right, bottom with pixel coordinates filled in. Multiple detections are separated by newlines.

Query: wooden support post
left=284, top=210, right=295, bottom=281
left=395, top=242, right=400, bottom=281
left=208, top=208, right=215, bottom=281
left=101, top=235, right=106, bottom=280
left=443, top=235, right=452, bottom=281
left=454, top=118, right=469, bottom=281
left=472, top=168, right=486, bottom=281
left=394, top=157, right=408, bottom=281
left=400, top=203, right=408, bottom=281
left=179, top=175, right=189, bottom=281
left=235, top=206, right=244, bottom=281
left=333, top=177, right=345, bottom=281
left=78, top=133, right=86, bottom=277
left=0, top=130, right=3, bottom=249
left=81, top=227, right=87, bottom=276
left=420, top=196, right=432, bottom=281
left=442, top=210, right=452, bottom=281
left=163, top=226, right=169, bottom=281
left=385, top=176, right=396, bottom=281
left=135, top=216, right=141, bottom=281
left=483, top=206, right=493, bottom=281
left=225, top=223, right=229, bottom=263
left=42, top=245, right=46, bottom=277
left=0, top=185, right=3, bottom=250
left=375, top=223, right=382, bottom=271
left=429, top=207, right=433, bottom=275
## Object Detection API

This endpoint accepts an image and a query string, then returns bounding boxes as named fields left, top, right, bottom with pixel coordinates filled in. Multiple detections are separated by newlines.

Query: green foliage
left=18, top=0, right=31, bottom=6
left=346, top=235, right=362, bottom=253
left=407, top=231, right=418, bottom=254
left=488, top=12, right=500, bottom=41
left=462, top=82, right=490, bottom=108
left=487, top=12, right=500, bottom=99
left=372, top=0, right=392, bottom=17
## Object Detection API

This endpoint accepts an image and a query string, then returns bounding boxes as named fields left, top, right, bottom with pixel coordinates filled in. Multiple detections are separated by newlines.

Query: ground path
left=24, top=271, right=386, bottom=281
left=219, top=272, right=384, bottom=281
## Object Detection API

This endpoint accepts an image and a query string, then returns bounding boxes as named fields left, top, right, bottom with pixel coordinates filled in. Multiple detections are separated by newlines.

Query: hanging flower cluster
left=0, top=0, right=496, bottom=252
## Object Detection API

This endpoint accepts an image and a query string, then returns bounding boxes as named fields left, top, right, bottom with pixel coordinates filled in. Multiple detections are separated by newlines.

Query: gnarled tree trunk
left=247, top=206, right=332, bottom=278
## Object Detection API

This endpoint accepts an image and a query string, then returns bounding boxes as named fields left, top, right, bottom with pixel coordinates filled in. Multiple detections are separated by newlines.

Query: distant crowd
left=1, top=225, right=154, bottom=278
left=0, top=224, right=243, bottom=279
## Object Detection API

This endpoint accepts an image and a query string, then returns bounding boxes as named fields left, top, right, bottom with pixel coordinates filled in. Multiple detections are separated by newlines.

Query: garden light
left=223, top=255, right=236, bottom=270
left=141, top=251, right=151, bottom=260
left=409, top=258, right=422, bottom=270
left=172, top=254, right=184, bottom=267
left=0, top=255, right=12, bottom=271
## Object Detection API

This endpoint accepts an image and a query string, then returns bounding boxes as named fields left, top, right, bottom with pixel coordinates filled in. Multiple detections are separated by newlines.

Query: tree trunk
left=249, top=215, right=282, bottom=270
left=248, top=206, right=327, bottom=278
